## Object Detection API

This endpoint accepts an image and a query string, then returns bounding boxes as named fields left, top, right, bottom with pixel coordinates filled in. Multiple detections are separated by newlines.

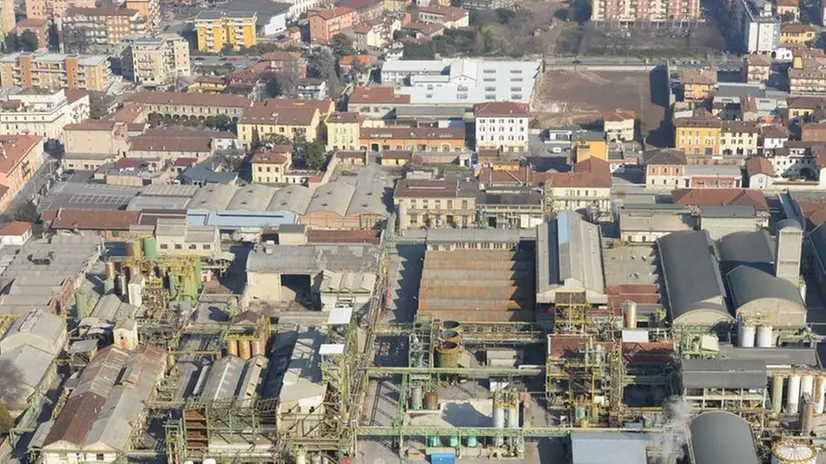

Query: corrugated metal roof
left=0, top=309, right=66, bottom=357
left=681, top=358, right=767, bottom=389
left=726, top=265, right=805, bottom=312
left=570, top=432, right=648, bottom=464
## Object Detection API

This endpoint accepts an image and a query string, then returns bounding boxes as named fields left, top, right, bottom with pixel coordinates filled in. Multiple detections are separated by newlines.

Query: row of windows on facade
left=408, top=199, right=469, bottom=209
left=424, top=93, right=522, bottom=100
left=409, top=213, right=470, bottom=227
left=478, top=135, right=525, bottom=142
left=478, top=126, right=526, bottom=133
left=159, top=242, right=211, bottom=250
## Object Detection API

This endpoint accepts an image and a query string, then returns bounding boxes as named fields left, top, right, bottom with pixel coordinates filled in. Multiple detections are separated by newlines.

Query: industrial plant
left=1, top=200, right=826, bottom=464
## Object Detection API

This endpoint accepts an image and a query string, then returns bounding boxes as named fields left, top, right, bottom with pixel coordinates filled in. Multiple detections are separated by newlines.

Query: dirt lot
left=533, top=69, right=668, bottom=143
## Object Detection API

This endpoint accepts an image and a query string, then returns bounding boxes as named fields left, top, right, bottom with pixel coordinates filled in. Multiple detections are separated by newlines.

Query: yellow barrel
left=227, top=340, right=239, bottom=357
left=238, top=340, right=251, bottom=360
left=251, top=339, right=263, bottom=356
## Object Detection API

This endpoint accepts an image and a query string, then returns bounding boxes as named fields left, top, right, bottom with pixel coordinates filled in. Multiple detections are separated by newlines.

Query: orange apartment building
left=0, top=136, right=44, bottom=212
left=125, top=0, right=159, bottom=29
left=0, top=52, right=112, bottom=92
left=359, top=127, right=465, bottom=152
left=309, top=7, right=358, bottom=45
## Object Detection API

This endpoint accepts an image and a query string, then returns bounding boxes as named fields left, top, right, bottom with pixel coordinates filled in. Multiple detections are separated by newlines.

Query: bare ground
left=532, top=70, right=666, bottom=135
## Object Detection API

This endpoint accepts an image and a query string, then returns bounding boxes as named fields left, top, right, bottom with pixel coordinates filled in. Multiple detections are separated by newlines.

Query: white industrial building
left=380, top=58, right=541, bottom=105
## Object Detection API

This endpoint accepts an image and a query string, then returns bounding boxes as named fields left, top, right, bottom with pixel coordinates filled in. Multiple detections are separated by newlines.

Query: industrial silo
left=435, top=341, right=459, bottom=368
left=771, top=440, right=817, bottom=464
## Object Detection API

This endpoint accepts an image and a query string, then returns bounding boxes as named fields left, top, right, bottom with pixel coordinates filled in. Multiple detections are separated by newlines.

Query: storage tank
left=428, top=436, right=441, bottom=447
left=788, top=375, right=802, bottom=414
left=434, top=342, right=459, bottom=368
left=105, top=262, right=116, bottom=281
left=143, top=236, right=158, bottom=259
left=771, top=441, right=817, bottom=464
left=310, top=454, right=321, bottom=464
left=800, top=281, right=808, bottom=304
left=441, top=320, right=461, bottom=332
left=439, top=330, right=461, bottom=345
left=508, top=404, right=519, bottom=430
left=816, top=377, right=826, bottom=414
left=168, top=274, right=178, bottom=299
left=738, top=320, right=756, bottom=348
left=238, top=340, right=251, bottom=360
left=466, top=436, right=477, bottom=447
left=492, top=403, right=505, bottom=447
left=251, top=339, right=264, bottom=356
left=802, top=375, right=815, bottom=398
left=226, top=340, right=238, bottom=357
left=623, top=301, right=637, bottom=328
left=295, top=452, right=306, bottom=464
left=423, top=391, right=439, bottom=410
left=800, top=395, right=815, bottom=436
left=117, top=274, right=127, bottom=296
left=128, top=239, right=143, bottom=259
left=410, top=385, right=423, bottom=410
left=756, top=325, right=773, bottom=347
left=449, top=435, right=459, bottom=447
left=772, top=375, right=784, bottom=414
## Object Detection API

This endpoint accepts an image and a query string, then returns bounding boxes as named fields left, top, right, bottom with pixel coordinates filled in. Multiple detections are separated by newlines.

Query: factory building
left=535, top=212, right=607, bottom=305
left=689, top=411, right=760, bottom=464
left=680, top=359, right=767, bottom=410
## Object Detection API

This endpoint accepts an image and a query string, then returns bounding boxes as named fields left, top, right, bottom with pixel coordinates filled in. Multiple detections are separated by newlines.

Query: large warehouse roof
left=717, top=229, right=774, bottom=275
left=727, top=265, right=804, bottom=310
left=681, top=358, right=767, bottom=390
left=536, top=212, right=606, bottom=304
left=657, top=230, right=730, bottom=324
left=690, top=412, right=759, bottom=464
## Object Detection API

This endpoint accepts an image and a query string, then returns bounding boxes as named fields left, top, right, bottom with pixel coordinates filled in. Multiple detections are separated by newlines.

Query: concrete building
left=60, top=7, right=148, bottom=54
left=780, top=23, right=816, bottom=45
left=744, top=53, right=772, bottom=84
left=154, top=218, right=220, bottom=257
left=474, top=101, right=530, bottom=153
left=195, top=10, right=257, bottom=53
left=591, top=0, right=701, bottom=22
left=125, top=0, right=159, bottom=29
left=1, top=0, right=14, bottom=34
left=380, top=58, right=541, bottom=106
left=720, top=121, right=759, bottom=156
left=237, top=101, right=321, bottom=148
left=25, top=0, right=95, bottom=21
left=346, top=86, right=410, bottom=119
left=535, top=212, right=607, bottom=305
left=309, top=7, right=357, bottom=45
left=121, top=33, right=191, bottom=87
left=0, top=88, right=89, bottom=140
left=359, top=126, right=465, bottom=153
left=415, top=5, right=469, bottom=28
left=477, top=191, right=544, bottom=229
left=395, top=178, right=477, bottom=230
left=0, top=52, right=112, bottom=92
left=643, top=149, right=687, bottom=188
left=62, top=119, right=130, bottom=156
left=39, top=345, right=166, bottom=463
left=674, top=116, right=722, bottom=155
left=733, top=0, right=780, bottom=54
left=683, top=69, right=718, bottom=103
left=546, top=157, right=612, bottom=218
left=681, top=359, right=767, bottom=410
left=618, top=204, right=695, bottom=244
left=697, top=205, right=761, bottom=239
left=602, top=109, right=635, bottom=142
left=745, top=156, right=775, bottom=188
left=281, top=0, right=328, bottom=19
left=250, top=146, right=292, bottom=183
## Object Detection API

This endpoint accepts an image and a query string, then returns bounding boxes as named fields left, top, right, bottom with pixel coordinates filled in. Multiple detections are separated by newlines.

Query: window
left=461, top=200, right=468, bottom=209
left=97, top=454, right=105, bottom=461
left=410, top=213, right=418, bottom=225
left=160, top=243, right=168, bottom=249
left=174, top=244, right=182, bottom=250
left=457, top=93, right=468, bottom=99
left=189, top=244, right=197, bottom=249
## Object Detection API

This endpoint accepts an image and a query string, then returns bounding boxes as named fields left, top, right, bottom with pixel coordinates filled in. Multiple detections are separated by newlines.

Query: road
left=1, top=154, right=58, bottom=224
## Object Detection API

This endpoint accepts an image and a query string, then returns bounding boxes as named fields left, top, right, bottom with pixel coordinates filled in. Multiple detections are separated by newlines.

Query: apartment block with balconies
left=0, top=88, right=90, bottom=140
left=195, top=10, right=257, bottom=53
left=0, top=52, right=112, bottom=92
left=121, top=33, right=191, bottom=87
left=61, top=7, right=148, bottom=54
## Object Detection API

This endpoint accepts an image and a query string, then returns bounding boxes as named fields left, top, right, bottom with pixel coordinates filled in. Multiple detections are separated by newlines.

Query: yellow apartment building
left=573, top=132, right=608, bottom=162
left=326, top=112, right=361, bottom=151
left=781, top=23, right=816, bottom=45
left=195, top=10, right=257, bottom=53
left=674, top=117, right=722, bottom=155
left=250, top=146, right=292, bottom=183
left=238, top=101, right=321, bottom=148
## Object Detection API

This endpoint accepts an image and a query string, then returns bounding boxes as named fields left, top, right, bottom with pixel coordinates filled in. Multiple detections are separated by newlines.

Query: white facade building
left=380, top=58, right=541, bottom=105
left=0, top=88, right=89, bottom=140
left=121, top=33, right=191, bottom=87
left=474, top=101, right=530, bottom=152
left=734, top=0, right=780, bottom=54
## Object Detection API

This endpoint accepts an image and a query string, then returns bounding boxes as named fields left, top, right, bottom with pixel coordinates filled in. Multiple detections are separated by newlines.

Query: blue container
left=430, top=452, right=456, bottom=464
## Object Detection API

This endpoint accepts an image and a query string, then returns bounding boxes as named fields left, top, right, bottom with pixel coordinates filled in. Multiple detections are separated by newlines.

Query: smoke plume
left=656, top=397, right=693, bottom=464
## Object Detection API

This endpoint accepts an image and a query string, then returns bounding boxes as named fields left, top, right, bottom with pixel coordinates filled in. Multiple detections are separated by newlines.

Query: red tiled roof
left=602, top=109, right=636, bottom=122
left=64, top=120, right=120, bottom=131
left=125, top=92, right=251, bottom=108
left=251, top=147, right=291, bottom=164
left=173, top=157, right=198, bottom=167
left=0, top=135, right=42, bottom=175
left=672, top=188, right=768, bottom=211
left=240, top=101, right=318, bottom=125
left=0, top=221, right=32, bottom=236
left=339, top=55, right=373, bottom=67
left=65, top=6, right=138, bottom=16
left=129, top=135, right=212, bottom=153
left=307, top=229, right=381, bottom=244
left=745, top=157, right=774, bottom=177
left=548, top=157, right=612, bottom=188
left=310, top=6, right=355, bottom=20
left=349, top=86, right=410, bottom=104
left=113, top=158, right=147, bottom=169
left=474, top=101, right=530, bottom=117
left=49, top=209, right=141, bottom=230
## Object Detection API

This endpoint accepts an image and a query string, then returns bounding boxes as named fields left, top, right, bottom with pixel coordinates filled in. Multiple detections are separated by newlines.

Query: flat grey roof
left=570, top=432, right=648, bottom=464
left=246, top=244, right=380, bottom=274
left=681, top=358, right=767, bottom=390
left=719, top=344, right=818, bottom=368
left=699, top=205, right=756, bottom=219
left=425, top=228, right=523, bottom=245
left=690, top=412, right=759, bottom=464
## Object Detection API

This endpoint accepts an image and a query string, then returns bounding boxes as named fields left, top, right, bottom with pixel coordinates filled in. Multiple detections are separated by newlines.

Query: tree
left=20, top=30, right=39, bottom=52
left=305, top=140, right=325, bottom=170
left=331, top=33, right=355, bottom=58
left=308, top=49, right=336, bottom=79
left=221, top=43, right=235, bottom=55
left=472, top=30, right=486, bottom=56
left=212, top=114, right=231, bottom=130
left=3, top=33, right=18, bottom=53
left=251, top=127, right=262, bottom=150
left=216, top=148, right=245, bottom=172
left=14, top=200, right=39, bottom=223
left=265, top=134, right=292, bottom=145
left=89, top=93, right=107, bottom=119
left=265, top=77, right=282, bottom=98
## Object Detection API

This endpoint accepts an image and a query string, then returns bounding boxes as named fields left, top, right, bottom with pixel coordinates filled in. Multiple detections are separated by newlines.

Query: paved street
left=1, top=155, right=57, bottom=224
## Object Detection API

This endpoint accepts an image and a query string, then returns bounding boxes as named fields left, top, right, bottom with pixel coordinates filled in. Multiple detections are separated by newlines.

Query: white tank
left=295, top=454, right=307, bottom=464
left=817, top=377, right=826, bottom=414
left=310, top=454, right=322, bottom=464
left=738, top=322, right=756, bottom=348
left=788, top=375, right=802, bottom=414
left=203, top=460, right=217, bottom=464
left=771, top=441, right=817, bottom=464
left=508, top=406, right=519, bottom=429
left=802, top=375, right=815, bottom=398
left=493, top=405, right=505, bottom=447
left=800, top=281, right=808, bottom=304
left=756, top=325, right=773, bottom=347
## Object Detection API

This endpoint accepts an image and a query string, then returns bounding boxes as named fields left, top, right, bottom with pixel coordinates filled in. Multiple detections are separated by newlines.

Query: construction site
left=3, top=207, right=826, bottom=464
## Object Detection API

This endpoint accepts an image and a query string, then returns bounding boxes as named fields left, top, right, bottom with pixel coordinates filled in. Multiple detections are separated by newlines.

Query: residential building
left=257, top=51, right=307, bottom=77
left=416, top=5, right=469, bottom=28
left=25, top=0, right=95, bottom=21
left=380, top=58, right=541, bottom=106
left=60, top=8, right=148, bottom=54
left=61, top=120, right=130, bottom=166
left=237, top=100, right=321, bottom=148
left=359, top=127, right=465, bottom=152
left=602, top=109, right=635, bottom=142
left=544, top=125, right=581, bottom=154
left=546, top=157, right=612, bottom=218
left=745, top=156, right=775, bottom=188
left=121, top=33, right=191, bottom=87
left=295, top=78, right=328, bottom=100
left=674, top=116, right=722, bottom=155
left=282, top=0, right=327, bottom=19
left=766, top=142, right=817, bottom=176
left=683, top=68, right=717, bottom=103
left=776, top=0, right=799, bottom=20
left=124, top=92, right=251, bottom=119
left=672, top=188, right=769, bottom=213
left=720, top=121, right=759, bottom=156
left=212, top=0, right=290, bottom=36
left=459, top=0, right=512, bottom=9
left=474, top=101, right=530, bottom=153
left=733, top=0, right=780, bottom=54
left=338, top=0, right=407, bottom=21
left=0, top=52, right=112, bottom=92
left=14, top=19, right=49, bottom=50
left=125, top=0, right=159, bottom=29
left=353, top=17, right=401, bottom=49
left=780, top=23, right=816, bottom=44
left=194, top=10, right=257, bottom=53
left=591, top=0, right=701, bottom=22
left=309, top=7, right=358, bottom=45
left=326, top=112, right=361, bottom=151
left=395, top=178, right=478, bottom=230
left=743, top=53, right=772, bottom=84
left=251, top=146, right=292, bottom=183
left=401, top=21, right=444, bottom=39
left=643, top=149, right=687, bottom=188
left=0, top=88, right=89, bottom=140
left=1, top=0, right=14, bottom=34
left=0, top=136, right=43, bottom=212
left=802, top=122, right=826, bottom=142
left=789, top=60, right=826, bottom=93
left=347, top=86, right=410, bottom=119
left=573, top=131, right=608, bottom=162
left=761, top=123, right=789, bottom=149
left=787, top=96, right=826, bottom=119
